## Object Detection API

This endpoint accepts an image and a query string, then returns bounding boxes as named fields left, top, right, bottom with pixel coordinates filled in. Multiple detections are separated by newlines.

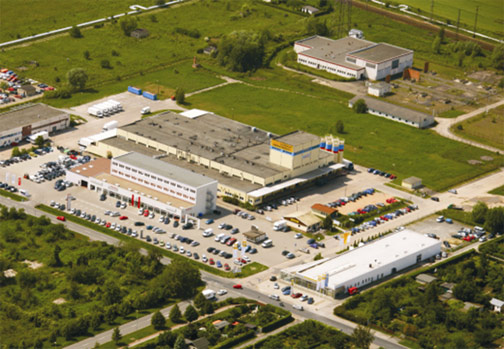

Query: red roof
left=311, top=203, right=338, bottom=215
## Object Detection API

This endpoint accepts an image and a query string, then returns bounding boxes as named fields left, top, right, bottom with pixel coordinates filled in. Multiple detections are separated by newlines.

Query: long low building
left=0, top=103, right=69, bottom=147
left=85, top=110, right=347, bottom=205
left=281, top=230, right=441, bottom=298
left=348, top=96, right=435, bottom=129
left=294, top=35, right=413, bottom=81
left=66, top=151, right=218, bottom=217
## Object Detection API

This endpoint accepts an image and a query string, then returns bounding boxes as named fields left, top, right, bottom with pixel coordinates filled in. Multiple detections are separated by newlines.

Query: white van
left=262, top=239, right=273, bottom=248
left=273, top=220, right=287, bottom=231
left=215, top=233, right=225, bottom=242
left=19, top=189, right=31, bottom=198
left=269, top=294, right=280, bottom=301
left=203, top=228, right=214, bottom=237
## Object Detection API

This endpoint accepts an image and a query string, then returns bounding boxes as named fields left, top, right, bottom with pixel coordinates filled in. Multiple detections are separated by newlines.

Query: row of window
left=370, top=109, right=417, bottom=125
left=0, top=131, right=21, bottom=141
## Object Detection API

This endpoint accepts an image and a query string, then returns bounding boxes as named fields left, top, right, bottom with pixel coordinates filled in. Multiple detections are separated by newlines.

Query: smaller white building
left=301, top=5, right=320, bottom=15
left=281, top=229, right=441, bottom=297
left=349, top=29, right=364, bottom=39
left=368, top=82, right=391, bottom=97
left=0, top=103, right=69, bottom=147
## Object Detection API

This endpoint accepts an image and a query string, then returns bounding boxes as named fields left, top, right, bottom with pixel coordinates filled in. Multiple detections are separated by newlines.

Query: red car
left=390, top=175, right=397, bottom=180
left=143, top=210, right=149, bottom=217
left=209, top=258, right=215, bottom=265
left=240, top=258, right=247, bottom=264
left=348, top=287, right=359, bottom=295
left=380, top=215, right=388, bottom=221
left=224, top=263, right=230, bottom=271
left=233, top=284, right=243, bottom=289
left=463, top=236, right=475, bottom=242
left=106, top=222, right=111, bottom=228
left=56, top=216, right=66, bottom=221
left=119, top=216, right=128, bottom=220
left=291, top=292, right=302, bottom=299
left=69, top=154, right=77, bottom=160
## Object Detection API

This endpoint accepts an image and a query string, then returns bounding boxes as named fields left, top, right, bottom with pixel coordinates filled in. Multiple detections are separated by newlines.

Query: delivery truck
left=102, top=120, right=118, bottom=132
left=87, top=106, right=104, bottom=118
left=202, top=289, right=216, bottom=300
left=273, top=220, right=287, bottom=231
left=28, top=131, right=48, bottom=144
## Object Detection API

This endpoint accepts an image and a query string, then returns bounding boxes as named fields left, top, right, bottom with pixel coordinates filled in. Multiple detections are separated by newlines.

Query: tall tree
left=184, top=305, right=198, bottom=322
left=119, top=16, right=138, bottom=36
left=351, top=325, right=374, bottom=349
left=112, top=327, right=122, bottom=344
left=484, top=207, right=504, bottom=233
left=169, top=304, right=183, bottom=323
left=151, top=310, right=166, bottom=330
left=218, top=30, right=265, bottom=72
left=66, top=68, right=88, bottom=91
left=472, top=201, right=488, bottom=224
left=174, top=334, right=188, bottom=349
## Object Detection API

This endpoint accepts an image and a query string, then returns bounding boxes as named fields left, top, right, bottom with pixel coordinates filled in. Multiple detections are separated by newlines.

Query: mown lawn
left=489, top=185, right=504, bottom=196
left=451, top=105, right=504, bottom=151
left=0, top=0, right=154, bottom=43
left=187, top=81, right=503, bottom=192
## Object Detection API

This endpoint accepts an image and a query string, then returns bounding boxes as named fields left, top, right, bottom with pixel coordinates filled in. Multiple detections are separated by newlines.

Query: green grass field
left=489, top=185, right=504, bottom=196
left=394, top=0, right=504, bottom=37
left=451, top=105, right=504, bottom=151
left=187, top=79, right=503, bottom=192
left=0, top=0, right=154, bottom=43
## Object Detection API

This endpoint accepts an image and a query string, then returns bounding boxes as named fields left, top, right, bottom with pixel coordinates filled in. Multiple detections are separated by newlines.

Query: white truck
left=88, top=106, right=104, bottom=118
left=273, top=220, right=287, bottom=231
left=108, top=99, right=123, bottom=112
left=28, top=131, right=48, bottom=144
left=141, top=106, right=151, bottom=115
left=103, top=120, right=118, bottom=132
left=202, top=289, right=216, bottom=300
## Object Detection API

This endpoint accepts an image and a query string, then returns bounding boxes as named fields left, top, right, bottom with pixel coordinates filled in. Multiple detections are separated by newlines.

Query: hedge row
left=214, top=330, right=256, bottom=349
left=261, top=314, right=294, bottom=333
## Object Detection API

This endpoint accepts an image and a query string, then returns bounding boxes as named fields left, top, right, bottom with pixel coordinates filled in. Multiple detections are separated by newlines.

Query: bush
left=83, top=50, right=90, bottom=60
left=174, top=27, right=200, bottom=39
left=151, top=311, right=166, bottom=330
left=69, top=25, right=82, bottom=38
left=352, top=99, right=367, bottom=114
left=175, top=87, right=185, bottom=104
left=101, top=59, right=111, bottom=69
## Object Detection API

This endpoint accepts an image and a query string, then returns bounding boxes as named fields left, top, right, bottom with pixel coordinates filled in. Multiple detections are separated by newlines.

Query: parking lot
left=407, top=215, right=472, bottom=250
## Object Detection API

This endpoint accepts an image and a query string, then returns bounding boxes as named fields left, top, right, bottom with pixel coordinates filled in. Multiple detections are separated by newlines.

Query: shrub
left=69, top=25, right=82, bottom=38
left=352, top=99, right=367, bottom=113
left=101, top=59, right=111, bottom=69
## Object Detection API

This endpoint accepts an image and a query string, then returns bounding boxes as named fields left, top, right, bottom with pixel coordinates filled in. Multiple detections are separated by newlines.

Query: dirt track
left=353, top=0, right=495, bottom=51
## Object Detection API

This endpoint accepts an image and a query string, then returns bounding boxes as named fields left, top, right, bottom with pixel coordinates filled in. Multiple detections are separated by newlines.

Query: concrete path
left=186, top=76, right=241, bottom=97
left=433, top=99, right=504, bottom=154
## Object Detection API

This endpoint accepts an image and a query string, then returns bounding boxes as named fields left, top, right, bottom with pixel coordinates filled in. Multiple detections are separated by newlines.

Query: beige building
left=402, top=176, right=422, bottom=190
left=87, top=110, right=346, bottom=205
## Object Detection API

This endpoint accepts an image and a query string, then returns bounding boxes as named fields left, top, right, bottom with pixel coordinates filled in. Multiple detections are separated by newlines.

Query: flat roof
left=71, top=158, right=111, bottom=177
left=349, top=96, right=434, bottom=125
left=274, top=130, right=320, bottom=147
left=180, top=109, right=211, bottom=119
left=119, top=112, right=289, bottom=178
left=295, top=36, right=374, bottom=70
left=114, top=152, right=216, bottom=188
left=403, top=176, right=422, bottom=184
left=285, top=211, right=321, bottom=226
left=101, top=137, right=263, bottom=193
left=0, top=103, right=68, bottom=133
left=283, top=230, right=440, bottom=288
left=97, top=173, right=193, bottom=208
left=348, top=43, right=412, bottom=63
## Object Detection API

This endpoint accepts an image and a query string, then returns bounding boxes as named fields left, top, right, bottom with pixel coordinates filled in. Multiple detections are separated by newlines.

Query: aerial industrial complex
left=0, top=103, right=69, bottom=147
left=281, top=229, right=441, bottom=297
left=294, top=35, right=413, bottom=80
left=85, top=110, right=347, bottom=205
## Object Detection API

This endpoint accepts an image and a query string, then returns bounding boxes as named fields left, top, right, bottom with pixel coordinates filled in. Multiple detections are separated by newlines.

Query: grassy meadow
left=0, top=0, right=154, bottom=43
left=489, top=185, right=504, bottom=196
left=452, top=105, right=504, bottom=151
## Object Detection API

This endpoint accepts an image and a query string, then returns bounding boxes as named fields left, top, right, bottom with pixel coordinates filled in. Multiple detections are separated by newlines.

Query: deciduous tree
left=151, top=310, right=166, bottom=330
left=66, top=68, right=88, bottom=91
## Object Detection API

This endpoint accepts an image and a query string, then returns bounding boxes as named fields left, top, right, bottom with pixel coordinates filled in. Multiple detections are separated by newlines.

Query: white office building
left=66, top=152, right=218, bottom=217
left=294, top=35, right=413, bottom=81
left=281, top=230, right=441, bottom=297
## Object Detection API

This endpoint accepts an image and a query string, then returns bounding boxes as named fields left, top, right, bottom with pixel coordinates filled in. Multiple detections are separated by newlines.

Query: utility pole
left=473, top=6, right=479, bottom=38
left=455, top=9, right=461, bottom=40
left=430, top=0, right=434, bottom=22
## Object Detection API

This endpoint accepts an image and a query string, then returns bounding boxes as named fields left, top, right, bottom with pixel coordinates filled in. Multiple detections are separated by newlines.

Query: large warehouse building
left=66, top=151, right=218, bottom=217
left=281, top=230, right=441, bottom=298
left=85, top=110, right=346, bottom=205
left=0, top=103, right=69, bottom=147
left=294, top=35, right=413, bottom=80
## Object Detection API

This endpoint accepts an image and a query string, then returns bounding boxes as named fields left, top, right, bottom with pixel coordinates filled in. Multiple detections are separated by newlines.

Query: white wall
left=0, top=128, right=22, bottom=147
left=297, top=54, right=364, bottom=79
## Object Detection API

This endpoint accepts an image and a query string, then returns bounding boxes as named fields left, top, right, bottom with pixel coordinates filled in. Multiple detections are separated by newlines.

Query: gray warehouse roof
left=0, top=103, right=68, bottom=133
left=119, top=111, right=291, bottom=178
left=113, top=152, right=216, bottom=188
left=296, top=36, right=373, bottom=70
left=349, top=96, right=434, bottom=125
left=274, top=130, right=320, bottom=147
left=348, top=43, right=413, bottom=63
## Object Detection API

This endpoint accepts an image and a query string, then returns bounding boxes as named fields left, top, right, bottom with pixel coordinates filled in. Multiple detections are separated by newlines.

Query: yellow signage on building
left=271, top=139, right=293, bottom=153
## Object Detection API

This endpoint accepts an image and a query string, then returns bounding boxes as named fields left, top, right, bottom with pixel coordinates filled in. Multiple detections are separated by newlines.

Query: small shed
left=311, top=203, right=338, bottom=218
left=284, top=211, right=321, bottom=233
left=18, top=84, right=37, bottom=97
left=131, top=28, right=150, bottom=39
left=348, top=29, right=364, bottom=39
left=415, top=273, right=437, bottom=285
left=189, top=337, right=210, bottom=349
left=213, top=320, right=230, bottom=331
left=402, top=176, right=422, bottom=190
left=368, top=82, right=391, bottom=97
left=301, top=5, right=320, bottom=15
left=203, top=46, right=217, bottom=55
left=440, top=282, right=455, bottom=292
left=490, top=298, right=503, bottom=313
